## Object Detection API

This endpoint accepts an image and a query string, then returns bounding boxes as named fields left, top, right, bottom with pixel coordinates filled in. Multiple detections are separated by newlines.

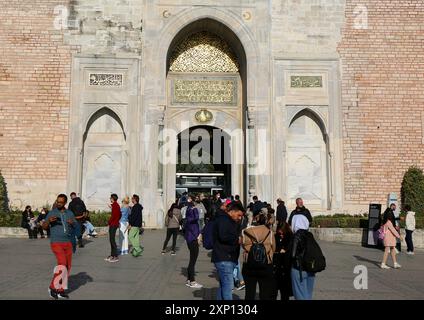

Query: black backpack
left=301, top=231, right=326, bottom=273
left=245, top=230, right=270, bottom=269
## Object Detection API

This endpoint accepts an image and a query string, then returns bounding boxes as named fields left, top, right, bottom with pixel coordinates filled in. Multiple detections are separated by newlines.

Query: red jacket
left=108, top=201, right=121, bottom=227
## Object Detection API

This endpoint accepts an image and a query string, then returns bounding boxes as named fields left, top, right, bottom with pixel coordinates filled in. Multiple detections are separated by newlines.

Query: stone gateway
left=0, top=1, right=423, bottom=227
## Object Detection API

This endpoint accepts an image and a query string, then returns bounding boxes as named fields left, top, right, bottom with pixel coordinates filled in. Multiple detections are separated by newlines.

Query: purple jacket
left=184, top=204, right=200, bottom=243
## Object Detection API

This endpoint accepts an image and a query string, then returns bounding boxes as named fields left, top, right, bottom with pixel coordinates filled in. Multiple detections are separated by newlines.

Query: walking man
left=128, top=194, right=144, bottom=257
left=42, top=194, right=77, bottom=299
left=68, top=192, right=88, bottom=248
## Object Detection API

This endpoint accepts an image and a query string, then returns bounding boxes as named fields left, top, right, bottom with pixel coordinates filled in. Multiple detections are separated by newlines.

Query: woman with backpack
left=162, top=202, right=182, bottom=255
left=184, top=196, right=203, bottom=289
left=380, top=211, right=403, bottom=269
left=272, top=221, right=293, bottom=300
left=290, top=214, right=315, bottom=300
left=241, top=213, right=276, bottom=300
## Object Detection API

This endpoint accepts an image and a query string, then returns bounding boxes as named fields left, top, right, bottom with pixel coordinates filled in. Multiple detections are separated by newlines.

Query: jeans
left=215, top=261, right=237, bottom=300
left=405, top=230, right=414, bottom=252
left=49, top=242, right=73, bottom=293
left=163, top=228, right=179, bottom=251
left=233, top=261, right=244, bottom=283
left=109, top=226, right=118, bottom=257
left=291, top=268, right=315, bottom=300
left=129, top=227, right=143, bottom=257
left=187, top=240, right=199, bottom=282
left=119, top=222, right=129, bottom=254
left=84, top=221, right=95, bottom=235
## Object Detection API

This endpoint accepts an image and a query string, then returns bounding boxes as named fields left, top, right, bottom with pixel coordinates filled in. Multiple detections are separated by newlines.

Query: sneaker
left=86, top=235, right=92, bottom=239
left=380, top=263, right=390, bottom=269
left=171, top=251, right=176, bottom=256
left=109, top=257, right=119, bottom=263
left=188, top=281, right=203, bottom=289
left=161, top=250, right=166, bottom=255
left=237, top=282, right=246, bottom=291
left=185, top=280, right=191, bottom=287
left=48, top=288, right=58, bottom=300
left=406, top=251, right=415, bottom=255
left=104, top=256, right=112, bottom=261
left=394, top=262, right=402, bottom=269
left=57, top=292, right=69, bottom=299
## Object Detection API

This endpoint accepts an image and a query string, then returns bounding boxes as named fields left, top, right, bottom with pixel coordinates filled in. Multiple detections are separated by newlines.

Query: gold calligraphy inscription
left=290, top=76, right=323, bottom=88
left=173, top=79, right=237, bottom=105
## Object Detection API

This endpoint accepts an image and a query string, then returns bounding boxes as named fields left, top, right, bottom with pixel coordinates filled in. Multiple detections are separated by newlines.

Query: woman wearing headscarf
left=290, top=215, right=315, bottom=300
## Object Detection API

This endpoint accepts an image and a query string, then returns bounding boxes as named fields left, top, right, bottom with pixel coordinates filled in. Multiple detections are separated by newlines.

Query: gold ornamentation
left=163, top=10, right=171, bottom=18
left=169, top=31, right=239, bottom=73
left=242, top=11, right=252, bottom=20
left=290, top=76, right=323, bottom=88
left=195, top=109, right=213, bottom=123
left=172, top=79, right=237, bottom=105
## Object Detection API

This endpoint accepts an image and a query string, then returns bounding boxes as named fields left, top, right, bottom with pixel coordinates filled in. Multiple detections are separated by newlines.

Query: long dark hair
left=276, top=221, right=293, bottom=239
left=168, top=203, right=178, bottom=217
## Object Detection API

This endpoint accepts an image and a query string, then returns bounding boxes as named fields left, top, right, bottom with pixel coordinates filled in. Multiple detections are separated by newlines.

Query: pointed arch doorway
left=163, top=18, right=247, bottom=206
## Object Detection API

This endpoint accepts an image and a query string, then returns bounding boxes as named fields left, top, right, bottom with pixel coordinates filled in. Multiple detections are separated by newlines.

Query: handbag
left=378, top=224, right=386, bottom=241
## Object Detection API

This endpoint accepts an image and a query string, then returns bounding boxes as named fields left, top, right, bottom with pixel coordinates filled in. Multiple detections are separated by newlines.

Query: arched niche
left=81, top=108, right=127, bottom=210
left=286, top=109, right=329, bottom=209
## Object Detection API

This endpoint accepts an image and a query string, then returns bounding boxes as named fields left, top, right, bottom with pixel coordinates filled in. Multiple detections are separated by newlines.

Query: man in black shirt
left=68, top=192, right=87, bottom=248
left=276, top=198, right=288, bottom=224
left=288, top=198, right=313, bottom=226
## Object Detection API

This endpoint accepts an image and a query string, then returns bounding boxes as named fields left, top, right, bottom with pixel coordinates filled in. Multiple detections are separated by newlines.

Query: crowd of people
left=21, top=190, right=417, bottom=300
left=162, top=193, right=325, bottom=300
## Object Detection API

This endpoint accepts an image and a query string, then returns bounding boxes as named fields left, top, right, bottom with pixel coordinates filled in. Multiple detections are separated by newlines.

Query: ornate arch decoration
left=169, top=31, right=239, bottom=73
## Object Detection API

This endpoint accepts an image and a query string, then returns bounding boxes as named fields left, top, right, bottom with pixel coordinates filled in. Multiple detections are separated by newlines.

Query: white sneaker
left=188, top=281, right=203, bottom=289
left=406, top=251, right=415, bottom=255
left=394, top=263, right=402, bottom=269
left=380, top=263, right=390, bottom=269
left=185, top=280, right=191, bottom=287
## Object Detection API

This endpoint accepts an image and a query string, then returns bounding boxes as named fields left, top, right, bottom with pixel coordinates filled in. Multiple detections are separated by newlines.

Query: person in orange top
left=380, top=212, right=403, bottom=269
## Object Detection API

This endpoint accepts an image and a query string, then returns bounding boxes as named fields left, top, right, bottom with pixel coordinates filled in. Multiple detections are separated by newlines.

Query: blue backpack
left=202, top=220, right=215, bottom=250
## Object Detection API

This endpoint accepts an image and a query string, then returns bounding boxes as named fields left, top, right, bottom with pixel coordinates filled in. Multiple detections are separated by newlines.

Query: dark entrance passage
left=176, top=125, right=231, bottom=198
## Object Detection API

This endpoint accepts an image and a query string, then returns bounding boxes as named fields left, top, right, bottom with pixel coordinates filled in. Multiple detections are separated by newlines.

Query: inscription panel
left=89, top=73, right=123, bottom=87
left=290, top=75, right=323, bottom=88
left=171, top=78, right=238, bottom=106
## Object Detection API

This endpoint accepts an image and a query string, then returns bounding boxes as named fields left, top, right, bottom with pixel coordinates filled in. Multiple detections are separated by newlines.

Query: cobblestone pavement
left=0, top=230, right=423, bottom=300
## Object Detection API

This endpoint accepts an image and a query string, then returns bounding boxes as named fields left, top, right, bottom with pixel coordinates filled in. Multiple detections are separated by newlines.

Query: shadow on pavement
left=353, top=255, right=381, bottom=267
left=192, top=287, right=242, bottom=300
left=68, top=272, right=94, bottom=293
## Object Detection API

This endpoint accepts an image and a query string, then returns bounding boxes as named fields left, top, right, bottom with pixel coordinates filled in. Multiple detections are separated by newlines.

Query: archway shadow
left=68, top=272, right=94, bottom=293
left=353, top=255, right=381, bottom=267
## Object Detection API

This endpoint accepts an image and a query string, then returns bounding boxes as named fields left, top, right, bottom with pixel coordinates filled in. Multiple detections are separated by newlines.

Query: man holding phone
left=42, top=194, right=77, bottom=299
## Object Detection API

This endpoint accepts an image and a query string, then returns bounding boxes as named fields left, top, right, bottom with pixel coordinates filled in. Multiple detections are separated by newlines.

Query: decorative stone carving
left=195, top=109, right=213, bottom=123
left=172, top=79, right=238, bottom=105
left=290, top=75, right=323, bottom=88
left=169, top=31, right=239, bottom=73
left=89, top=73, right=123, bottom=87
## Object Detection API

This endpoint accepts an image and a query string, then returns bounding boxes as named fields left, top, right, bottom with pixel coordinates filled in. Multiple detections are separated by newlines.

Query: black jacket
left=252, top=201, right=265, bottom=216
left=288, top=207, right=312, bottom=226
left=290, top=229, right=308, bottom=271
left=276, top=203, right=288, bottom=223
left=68, top=197, right=87, bottom=217
left=212, top=209, right=240, bottom=263
left=21, top=211, right=34, bottom=229
left=129, top=203, right=143, bottom=227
